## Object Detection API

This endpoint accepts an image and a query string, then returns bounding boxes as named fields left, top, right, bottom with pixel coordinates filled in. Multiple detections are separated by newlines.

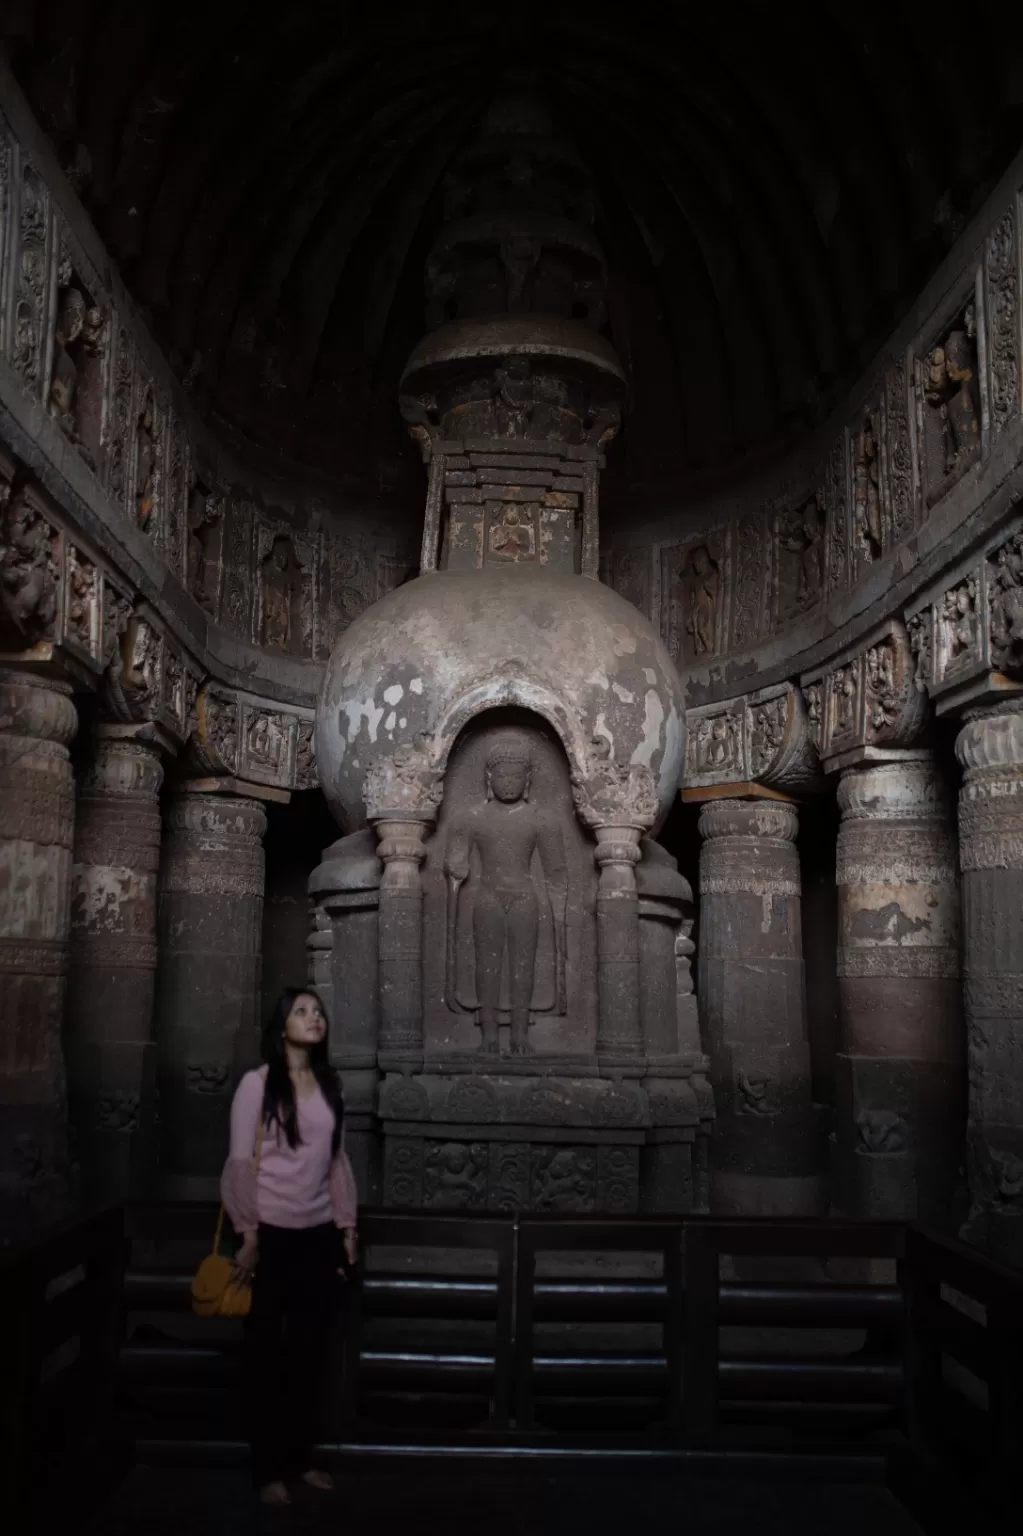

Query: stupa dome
left=315, top=566, right=684, bottom=832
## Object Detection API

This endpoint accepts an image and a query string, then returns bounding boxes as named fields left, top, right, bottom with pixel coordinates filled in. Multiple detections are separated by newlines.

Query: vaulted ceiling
left=6, top=1, right=1023, bottom=512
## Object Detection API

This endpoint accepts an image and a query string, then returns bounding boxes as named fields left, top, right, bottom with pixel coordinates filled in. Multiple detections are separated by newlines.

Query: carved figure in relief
left=531, top=1147, right=595, bottom=1212
left=262, top=536, right=299, bottom=651
left=444, top=736, right=568, bottom=1057
left=855, top=1109, right=909, bottom=1155
left=0, top=496, right=58, bottom=642
left=925, top=310, right=981, bottom=476
left=684, top=544, right=720, bottom=655
left=866, top=643, right=898, bottom=731
left=779, top=494, right=825, bottom=614
left=187, top=491, right=224, bottom=612
left=135, top=394, right=157, bottom=531
left=989, top=536, right=1023, bottom=669
left=833, top=666, right=857, bottom=737
left=853, top=413, right=883, bottom=559
left=943, top=578, right=977, bottom=664
left=694, top=712, right=740, bottom=775
left=908, top=613, right=932, bottom=693
left=489, top=505, right=535, bottom=560
left=749, top=697, right=786, bottom=776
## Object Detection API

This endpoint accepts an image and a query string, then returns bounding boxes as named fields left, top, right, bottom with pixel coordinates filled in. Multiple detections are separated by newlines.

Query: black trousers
left=243, top=1222, right=347, bottom=1486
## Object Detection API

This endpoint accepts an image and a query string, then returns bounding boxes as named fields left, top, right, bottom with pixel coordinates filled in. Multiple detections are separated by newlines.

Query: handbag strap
left=213, top=1097, right=268, bottom=1255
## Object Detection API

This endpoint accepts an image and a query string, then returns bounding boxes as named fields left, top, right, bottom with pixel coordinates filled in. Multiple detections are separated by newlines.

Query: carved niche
left=661, top=534, right=725, bottom=664
left=254, top=519, right=318, bottom=657
left=187, top=484, right=225, bottom=616
left=64, top=543, right=100, bottom=661
left=133, top=383, right=161, bottom=537
left=421, top=711, right=598, bottom=1059
left=916, top=294, right=982, bottom=508
left=48, top=241, right=107, bottom=469
left=12, top=164, right=49, bottom=393
left=239, top=703, right=298, bottom=788
left=774, top=490, right=825, bottom=626
left=852, top=407, right=884, bottom=566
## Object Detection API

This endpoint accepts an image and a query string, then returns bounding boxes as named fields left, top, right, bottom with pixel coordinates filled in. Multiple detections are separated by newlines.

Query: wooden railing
left=0, top=1204, right=127, bottom=1527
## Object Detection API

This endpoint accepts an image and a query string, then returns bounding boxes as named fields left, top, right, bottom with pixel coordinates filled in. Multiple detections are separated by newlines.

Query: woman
left=221, top=987, right=358, bottom=1506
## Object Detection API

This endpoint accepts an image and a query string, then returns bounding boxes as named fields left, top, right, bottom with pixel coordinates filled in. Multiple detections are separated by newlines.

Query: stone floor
left=84, top=1460, right=925, bottom=1535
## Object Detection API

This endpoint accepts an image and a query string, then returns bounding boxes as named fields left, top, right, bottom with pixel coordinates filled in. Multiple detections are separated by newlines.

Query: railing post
left=513, top=1223, right=536, bottom=1430
left=682, top=1221, right=719, bottom=1440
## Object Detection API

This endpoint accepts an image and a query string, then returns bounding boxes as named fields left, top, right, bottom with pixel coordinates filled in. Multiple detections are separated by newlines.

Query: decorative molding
left=684, top=682, right=821, bottom=794
left=800, top=617, right=928, bottom=766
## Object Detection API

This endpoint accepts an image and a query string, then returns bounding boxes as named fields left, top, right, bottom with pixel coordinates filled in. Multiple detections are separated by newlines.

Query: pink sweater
left=220, top=1067, right=358, bottom=1235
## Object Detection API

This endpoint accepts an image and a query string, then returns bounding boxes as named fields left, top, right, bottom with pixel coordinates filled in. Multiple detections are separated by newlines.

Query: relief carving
left=106, top=326, right=134, bottom=513
left=986, top=209, right=1020, bottom=432
left=825, top=431, right=849, bottom=593
left=775, top=492, right=824, bottom=624
left=65, top=545, right=99, bottom=657
left=685, top=543, right=721, bottom=656
left=295, top=720, right=317, bottom=790
left=0, top=490, right=59, bottom=644
left=830, top=661, right=861, bottom=744
left=364, top=738, right=442, bottom=820
left=883, top=358, right=914, bottom=543
left=921, top=303, right=981, bottom=505
left=13, top=166, right=47, bottom=390
left=530, top=1147, right=597, bottom=1212
left=221, top=500, right=252, bottom=633
left=192, top=685, right=240, bottom=776
left=688, top=709, right=742, bottom=781
left=134, top=388, right=159, bottom=534
left=49, top=257, right=105, bottom=466
left=662, top=537, right=724, bottom=663
left=939, top=573, right=980, bottom=677
left=853, top=409, right=883, bottom=562
left=802, top=683, right=823, bottom=750
left=330, top=536, right=375, bottom=634
left=907, top=609, right=934, bottom=693
left=865, top=639, right=899, bottom=734
left=571, top=745, right=658, bottom=830
left=444, top=733, right=568, bottom=1057
left=187, top=487, right=224, bottom=615
left=748, top=694, right=786, bottom=777
left=423, top=1142, right=488, bottom=1208
left=988, top=532, right=1023, bottom=673
left=732, top=513, right=765, bottom=648
left=241, top=706, right=295, bottom=786
left=855, top=1109, right=909, bottom=1155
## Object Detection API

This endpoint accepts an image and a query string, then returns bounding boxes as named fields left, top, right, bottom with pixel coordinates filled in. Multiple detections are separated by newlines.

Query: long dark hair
left=260, top=986, right=344, bottom=1156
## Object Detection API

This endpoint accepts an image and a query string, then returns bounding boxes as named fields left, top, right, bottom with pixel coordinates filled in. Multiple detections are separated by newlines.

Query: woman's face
left=284, top=992, right=326, bottom=1047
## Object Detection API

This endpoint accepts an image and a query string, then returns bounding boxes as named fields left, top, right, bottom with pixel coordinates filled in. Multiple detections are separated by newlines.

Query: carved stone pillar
left=957, top=705, right=1023, bottom=1265
left=155, top=791, right=267, bottom=1196
left=0, top=669, right=77, bottom=1230
left=374, top=817, right=431, bottom=1058
left=594, top=823, right=644, bottom=1058
left=66, top=730, right=164, bottom=1199
left=834, top=755, right=963, bottom=1223
left=698, top=797, right=821, bottom=1215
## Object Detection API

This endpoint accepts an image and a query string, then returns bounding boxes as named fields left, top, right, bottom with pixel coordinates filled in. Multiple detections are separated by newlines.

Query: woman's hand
left=339, top=1227, right=358, bottom=1276
left=231, top=1233, right=258, bottom=1286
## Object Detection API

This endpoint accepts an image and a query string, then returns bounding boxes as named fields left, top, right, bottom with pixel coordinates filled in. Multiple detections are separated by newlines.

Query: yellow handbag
left=191, top=1117, right=265, bottom=1318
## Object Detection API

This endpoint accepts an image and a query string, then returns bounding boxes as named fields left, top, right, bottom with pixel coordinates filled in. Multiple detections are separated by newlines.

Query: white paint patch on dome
left=657, top=704, right=684, bottom=798
left=611, top=624, right=637, bottom=656
left=410, top=678, right=424, bottom=694
left=587, top=670, right=610, bottom=691
left=383, top=683, right=404, bottom=706
left=399, top=717, right=407, bottom=729
left=385, top=711, right=397, bottom=731
left=592, top=711, right=614, bottom=756
left=644, top=668, right=657, bottom=685
left=344, top=693, right=385, bottom=744
left=612, top=682, right=635, bottom=703
left=630, top=689, right=665, bottom=769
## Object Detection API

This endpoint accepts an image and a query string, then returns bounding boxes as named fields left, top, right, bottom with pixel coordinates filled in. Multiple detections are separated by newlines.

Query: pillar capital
left=698, top=796, right=799, bottom=845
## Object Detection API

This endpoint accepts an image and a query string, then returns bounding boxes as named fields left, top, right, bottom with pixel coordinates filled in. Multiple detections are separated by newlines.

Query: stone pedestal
left=834, top=756, right=963, bottom=1223
left=66, top=731, right=164, bottom=1200
left=697, top=797, right=821, bottom=1216
left=154, top=791, right=267, bottom=1196
left=0, top=669, right=77, bottom=1230
left=957, top=706, right=1023, bottom=1265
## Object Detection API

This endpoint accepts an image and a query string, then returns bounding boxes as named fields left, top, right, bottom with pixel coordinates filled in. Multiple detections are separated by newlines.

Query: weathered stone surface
left=834, top=756, right=964, bottom=1224
left=697, top=799, right=821, bottom=1216
left=66, top=731, right=163, bottom=1200
left=0, top=668, right=76, bottom=1232
left=154, top=792, right=266, bottom=1196
left=956, top=704, right=1023, bottom=1265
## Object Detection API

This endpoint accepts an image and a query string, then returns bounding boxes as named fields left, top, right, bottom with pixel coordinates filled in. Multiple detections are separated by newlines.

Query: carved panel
left=48, top=228, right=108, bottom=474
left=906, top=608, right=935, bottom=695
left=530, top=1146, right=597, bottom=1212
left=193, top=685, right=241, bottom=776
left=422, top=1141, right=489, bottom=1208
left=162, top=410, right=189, bottom=581
left=0, top=486, right=60, bottom=647
left=131, top=375, right=162, bottom=539
left=12, top=162, right=51, bottom=396
left=660, top=532, right=726, bottom=664
left=254, top=515, right=318, bottom=657
left=936, top=566, right=984, bottom=684
left=220, top=499, right=253, bottom=637
left=882, top=357, right=915, bottom=543
left=988, top=529, right=1023, bottom=675
left=105, top=323, right=134, bottom=516
left=64, top=543, right=100, bottom=661
left=985, top=204, right=1020, bottom=433
left=326, top=531, right=374, bottom=645
left=913, top=285, right=982, bottom=511
left=772, top=493, right=824, bottom=628
left=686, top=703, right=744, bottom=785
left=803, top=619, right=928, bottom=763
left=187, top=486, right=225, bottom=618
left=685, top=683, right=820, bottom=793
left=852, top=406, right=885, bottom=571
left=825, top=429, right=850, bottom=594
left=295, top=719, right=317, bottom=790
left=239, top=703, right=298, bottom=788
left=732, top=512, right=767, bottom=647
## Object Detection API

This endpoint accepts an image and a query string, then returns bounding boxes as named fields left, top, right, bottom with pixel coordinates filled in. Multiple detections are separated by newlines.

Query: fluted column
left=0, top=669, right=77, bottom=1230
left=957, top=706, right=1023, bottom=1266
left=155, top=792, right=267, bottom=1196
left=834, top=757, right=962, bottom=1222
left=698, top=797, right=820, bottom=1215
left=594, top=823, right=644, bottom=1058
left=66, top=731, right=164, bottom=1200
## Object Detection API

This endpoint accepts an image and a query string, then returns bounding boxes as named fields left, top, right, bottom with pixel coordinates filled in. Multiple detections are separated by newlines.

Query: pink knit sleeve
left=220, top=1070, right=264, bottom=1236
left=329, top=1146, right=359, bottom=1229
